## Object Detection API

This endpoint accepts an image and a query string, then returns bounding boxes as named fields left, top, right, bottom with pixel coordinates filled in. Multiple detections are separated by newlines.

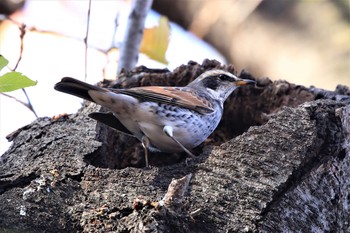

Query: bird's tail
left=54, top=77, right=106, bottom=103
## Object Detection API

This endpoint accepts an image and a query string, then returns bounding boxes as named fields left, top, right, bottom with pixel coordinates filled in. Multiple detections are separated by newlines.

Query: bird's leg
left=163, top=126, right=196, bottom=158
left=141, top=136, right=150, bottom=167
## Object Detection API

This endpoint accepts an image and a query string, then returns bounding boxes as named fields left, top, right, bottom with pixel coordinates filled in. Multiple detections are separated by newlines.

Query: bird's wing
left=88, top=112, right=133, bottom=136
left=113, top=86, right=214, bottom=114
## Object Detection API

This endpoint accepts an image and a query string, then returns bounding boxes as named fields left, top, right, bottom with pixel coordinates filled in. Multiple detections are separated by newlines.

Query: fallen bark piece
left=162, top=173, right=192, bottom=211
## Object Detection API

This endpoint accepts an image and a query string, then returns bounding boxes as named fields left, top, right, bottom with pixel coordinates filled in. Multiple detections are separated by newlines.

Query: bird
left=54, top=70, right=255, bottom=167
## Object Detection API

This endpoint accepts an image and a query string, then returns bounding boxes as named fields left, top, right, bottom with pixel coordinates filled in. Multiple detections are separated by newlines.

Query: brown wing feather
left=112, top=86, right=214, bottom=114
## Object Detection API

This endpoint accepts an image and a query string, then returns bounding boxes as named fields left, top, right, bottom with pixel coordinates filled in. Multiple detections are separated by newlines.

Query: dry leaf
left=140, top=16, right=170, bottom=64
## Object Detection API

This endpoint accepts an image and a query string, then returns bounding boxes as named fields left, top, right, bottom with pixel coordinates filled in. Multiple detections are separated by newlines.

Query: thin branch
left=0, top=92, right=37, bottom=117
left=2, top=17, right=38, bottom=118
left=29, top=27, right=106, bottom=53
left=3, top=17, right=107, bottom=55
left=84, top=0, right=92, bottom=81
left=111, top=13, right=119, bottom=48
left=12, top=23, right=25, bottom=71
left=117, top=0, right=153, bottom=75
left=21, top=88, right=38, bottom=118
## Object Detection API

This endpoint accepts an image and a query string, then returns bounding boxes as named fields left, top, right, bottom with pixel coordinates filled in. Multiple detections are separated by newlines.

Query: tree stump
left=0, top=60, right=349, bottom=232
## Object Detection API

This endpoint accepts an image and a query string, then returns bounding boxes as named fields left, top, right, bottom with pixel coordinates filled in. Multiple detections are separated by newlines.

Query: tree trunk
left=0, top=60, right=349, bottom=232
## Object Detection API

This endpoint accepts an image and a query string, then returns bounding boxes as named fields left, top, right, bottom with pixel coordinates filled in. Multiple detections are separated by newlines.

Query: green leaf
left=0, top=72, right=37, bottom=92
left=0, top=55, right=9, bottom=71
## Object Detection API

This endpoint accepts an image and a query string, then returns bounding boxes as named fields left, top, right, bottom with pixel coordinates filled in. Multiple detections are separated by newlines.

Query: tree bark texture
left=0, top=60, right=349, bottom=232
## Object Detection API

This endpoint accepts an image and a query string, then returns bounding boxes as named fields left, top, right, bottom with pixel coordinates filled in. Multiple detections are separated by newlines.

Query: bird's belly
left=138, top=122, right=183, bottom=152
left=138, top=122, right=205, bottom=152
left=136, top=103, right=222, bottom=152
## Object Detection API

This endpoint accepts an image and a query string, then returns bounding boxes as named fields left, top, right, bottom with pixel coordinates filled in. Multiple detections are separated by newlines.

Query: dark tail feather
left=54, top=77, right=105, bottom=102
left=88, top=112, right=133, bottom=136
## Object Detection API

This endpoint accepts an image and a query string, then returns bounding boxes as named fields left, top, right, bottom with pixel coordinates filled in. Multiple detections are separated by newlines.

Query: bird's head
left=187, top=70, right=255, bottom=104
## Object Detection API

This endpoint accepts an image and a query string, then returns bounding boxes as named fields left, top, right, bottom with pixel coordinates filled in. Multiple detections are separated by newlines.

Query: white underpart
left=163, top=125, right=174, bottom=137
left=206, top=87, right=220, bottom=99
left=163, top=125, right=195, bottom=157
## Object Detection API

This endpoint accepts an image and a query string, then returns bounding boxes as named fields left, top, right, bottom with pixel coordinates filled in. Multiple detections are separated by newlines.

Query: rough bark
left=0, top=60, right=349, bottom=232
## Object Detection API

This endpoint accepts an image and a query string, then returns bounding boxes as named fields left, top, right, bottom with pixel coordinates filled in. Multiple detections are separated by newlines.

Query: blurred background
left=153, top=0, right=350, bottom=89
left=0, top=0, right=349, bottom=154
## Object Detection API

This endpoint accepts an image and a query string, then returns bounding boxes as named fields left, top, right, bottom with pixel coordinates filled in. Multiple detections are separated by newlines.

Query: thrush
left=54, top=70, right=255, bottom=167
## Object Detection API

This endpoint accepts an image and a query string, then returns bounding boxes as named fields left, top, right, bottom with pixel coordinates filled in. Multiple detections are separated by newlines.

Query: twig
left=21, top=88, right=38, bottom=118
left=12, top=23, right=25, bottom=71
left=0, top=17, right=39, bottom=117
left=3, top=16, right=107, bottom=56
left=190, top=208, right=202, bottom=221
left=84, top=0, right=92, bottom=81
left=111, top=13, right=119, bottom=48
left=117, top=0, right=153, bottom=75
left=0, top=92, right=37, bottom=117
left=8, top=21, right=38, bottom=118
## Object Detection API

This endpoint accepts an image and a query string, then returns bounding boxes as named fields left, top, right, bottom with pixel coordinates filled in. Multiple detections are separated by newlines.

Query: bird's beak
left=235, top=79, right=256, bottom=86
